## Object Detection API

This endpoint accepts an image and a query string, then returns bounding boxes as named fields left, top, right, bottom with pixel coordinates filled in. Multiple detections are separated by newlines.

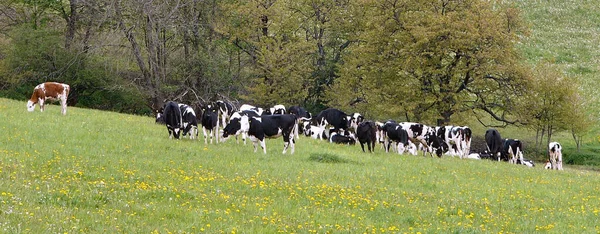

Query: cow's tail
left=292, top=116, right=299, bottom=142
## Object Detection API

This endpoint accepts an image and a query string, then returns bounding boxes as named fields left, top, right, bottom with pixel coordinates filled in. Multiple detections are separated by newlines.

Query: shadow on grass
left=308, top=153, right=356, bottom=164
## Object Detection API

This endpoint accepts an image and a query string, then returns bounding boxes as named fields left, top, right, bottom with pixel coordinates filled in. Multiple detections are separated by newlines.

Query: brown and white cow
left=27, top=82, right=70, bottom=115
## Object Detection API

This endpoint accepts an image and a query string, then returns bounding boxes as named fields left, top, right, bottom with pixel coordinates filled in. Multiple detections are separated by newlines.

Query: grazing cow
left=179, top=103, right=198, bottom=139
left=221, top=110, right=260, bottom=144
left=27, top=82, right=70, bottom=115
left=246, top=114, right=298, bottom=154
left=163, top=101, right=182, bottom=139
left=544, top=161, right=552, bottom=169
left=399, top=122, right=436, bottom=156
left=436, top=126, right=464, bottom=157
left=288, top=105, right=312, bottom=139
left=313, top=108, right=349, bottom=137
left=424, top=132, right=448, bottom=157
left=240, top=104, right=264, bottom=115
left=503, top=139, right=524, bottom=165
left=330, top=132, right=356, bottom=145
left=201, top=103, right=219, bottom=144
left=381, top=121, right=412, bottom=154
left=215, top=100, right=235, bottom=132
left=548, top=142, right=563, bottom=170
left=485, top=129, right=503, bottom=161
left=356, top=121, right=377, bottom=153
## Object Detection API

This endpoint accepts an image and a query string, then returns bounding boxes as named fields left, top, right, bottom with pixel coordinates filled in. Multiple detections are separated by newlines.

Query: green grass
left=1, top=98, right=600, bottom=233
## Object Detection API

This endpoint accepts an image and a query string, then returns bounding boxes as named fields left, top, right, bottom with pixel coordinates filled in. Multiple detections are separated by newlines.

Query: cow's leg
left=550, top=154, right=556, bottom=169
left=360, top=143, right=365, bottom=152
left=242, top=132, right=247, bottom=145
left=61, top=97, right=67, bottom=115
left=203, top=127, right=208, bottom=144
left=260, top=140, right=267, bottom=154
left=517, top=148, right=524, bottom=165
left=215, top=122, right=220, bottom=144
left=557, top=152, right=563, bottom=170
left=397, top=142, right=405, bottom=155
left=290, top=137, right=295, bottom=154
left=39, top=99, right=45, bottom=112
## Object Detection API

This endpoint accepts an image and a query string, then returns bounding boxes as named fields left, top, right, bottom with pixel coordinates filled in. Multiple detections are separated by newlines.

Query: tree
left=330, top=0, right=529, bottom=125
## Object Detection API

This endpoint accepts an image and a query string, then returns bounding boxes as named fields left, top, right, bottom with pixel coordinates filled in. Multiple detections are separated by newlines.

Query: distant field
left=1, top=98, right=599, bottom=233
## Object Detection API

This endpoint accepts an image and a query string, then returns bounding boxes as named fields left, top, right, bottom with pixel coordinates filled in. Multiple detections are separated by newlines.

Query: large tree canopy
left=329, top=0, right=530, bottom=125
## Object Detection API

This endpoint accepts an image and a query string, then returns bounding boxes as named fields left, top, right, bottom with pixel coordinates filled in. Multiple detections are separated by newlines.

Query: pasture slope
left=1, top=98, right=600, bottom=233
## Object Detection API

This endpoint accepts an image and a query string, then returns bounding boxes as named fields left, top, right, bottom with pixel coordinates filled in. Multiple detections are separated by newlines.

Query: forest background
left=0, top=0, right=598, bottom=161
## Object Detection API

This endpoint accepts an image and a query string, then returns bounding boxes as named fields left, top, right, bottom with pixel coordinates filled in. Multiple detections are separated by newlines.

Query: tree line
left=0, top=0, right=595, bottom=148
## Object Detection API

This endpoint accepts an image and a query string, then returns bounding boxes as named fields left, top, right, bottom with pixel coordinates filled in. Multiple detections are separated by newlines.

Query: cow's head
left=222, top=116, right=248, bottom=142
left=26, top=100, right=36, bottom=112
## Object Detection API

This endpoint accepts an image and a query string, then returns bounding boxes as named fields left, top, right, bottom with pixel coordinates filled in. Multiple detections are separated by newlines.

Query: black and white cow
left=179, top=103, right=198, bottom=139
left=330, top=132, right=356, bottom=145
left=424, top=132, right=448, bottom=157
left=246, top=114, right=298, bottom=154
left=460, top=126, right=472, bottom=158
left=436, top=126, right=464, bottom=157
left=200, top=103, right=219, bottom=144
left=215, top=100, right=235, bottom=132
left=240, top=104, right=265, bottom=115
left=548, top=142, right=563, bottom=170
left=381, top=121, right=413, bottom=154
left=313, top=108, right=349, bottom=138
left=264, top=104, right=286, bottom=115
left=221, top=110, right=260, bottom=144
left=155, top=107, right=166, bottom=124
left=399, top=122, right=436, bottom=156
left=348, top=113, right=365, bottom=134
left=356, top=121, right=377, bottom=153
left=503, top=139, right=524, bottom=165
left=485, top=129, right=503, bottom=161
left=163, top=101, right=182, bottom=139
left=288, top=105, right=312, bottom=138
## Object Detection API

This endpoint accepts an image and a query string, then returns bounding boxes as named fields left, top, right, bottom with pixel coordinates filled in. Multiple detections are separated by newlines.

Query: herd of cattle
left=154, top=99, right=565, bottom=171
left=24, top=82, right=564, bottom=170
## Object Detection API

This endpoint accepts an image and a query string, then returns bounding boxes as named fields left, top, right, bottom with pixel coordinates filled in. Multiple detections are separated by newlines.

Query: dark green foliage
left=564, top=146, right=600, bottom=166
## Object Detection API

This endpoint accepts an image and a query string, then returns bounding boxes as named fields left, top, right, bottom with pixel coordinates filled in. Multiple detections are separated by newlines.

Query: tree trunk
left=65, top=0, right=78, bottom=50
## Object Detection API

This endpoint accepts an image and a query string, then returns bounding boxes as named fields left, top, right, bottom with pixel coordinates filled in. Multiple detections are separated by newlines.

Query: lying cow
left=27, top=82, right=70, bottom=115
left=330, top=132, right=356, bottom=145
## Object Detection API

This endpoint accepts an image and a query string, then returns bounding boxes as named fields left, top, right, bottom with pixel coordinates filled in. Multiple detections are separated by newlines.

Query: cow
left=348, top=113, right=365, bottom=134
left=544, top=161, right=552, bottom=169
left=155, top=107, right=165, bottom=124
left=246, top=114, right=298, bottom=154
left=485, top=129, right=503, bottom=161
left=179, top=103, right=198, bottom=140
left=240, top=104, right=264, bottom=115
left=330, top=132, right=356, bottom=145
left=503, top=139, right=524, bottom=165
left=27, top=82, right=70, bottom=115
left=264, top=104, right=286, bottom=115
left=288, top=105, right=312, bottom=139
left=313, top=108, right=349, bottom=138
left=460, top=126, right=473, bottom=158
left=548, top=142, right=563, bottom=170
left=436, top=126, right=464, bottom=157
left=356, top=121, right=377, bottom=153
left=221, top=110, right=260, bottom=144
left=163, top=101, right=182, bottom=139
left=399, top=122, right=436, bottom=156
left=517, top=158, right=535, bottom=168
left=200, top=103, right=219, bottom=144
left=381, top=121, right=413, bottom=154
left=215, top=100, right=235, bottom=132
left=424, top=132, right=448, bottom=157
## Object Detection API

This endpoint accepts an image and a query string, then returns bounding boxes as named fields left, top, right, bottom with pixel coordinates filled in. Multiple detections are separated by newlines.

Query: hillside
left=1, top=98, right=599, bottom=233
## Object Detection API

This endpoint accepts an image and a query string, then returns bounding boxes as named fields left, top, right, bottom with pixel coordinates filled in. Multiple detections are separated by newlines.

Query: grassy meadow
left=1, top=98, right=600, bottom=233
